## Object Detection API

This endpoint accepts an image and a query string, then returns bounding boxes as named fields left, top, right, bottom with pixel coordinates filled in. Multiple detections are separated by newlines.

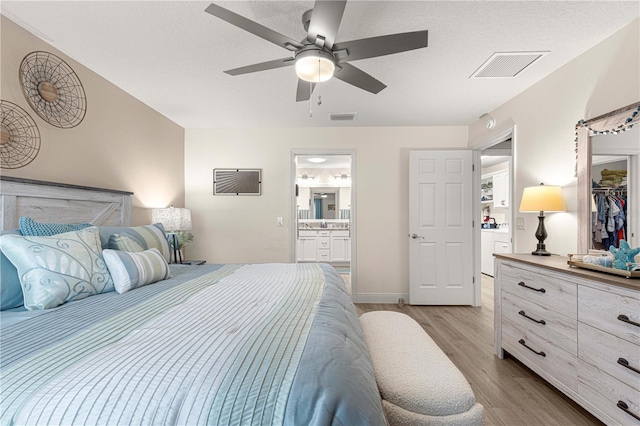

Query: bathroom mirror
left=577, top=101, right=640, bottom=253
left=311, top=188, right=338, bottom=219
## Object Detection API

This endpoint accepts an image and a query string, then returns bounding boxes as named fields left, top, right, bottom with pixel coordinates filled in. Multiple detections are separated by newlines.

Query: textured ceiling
left=2, top=1, right=638, bottom=128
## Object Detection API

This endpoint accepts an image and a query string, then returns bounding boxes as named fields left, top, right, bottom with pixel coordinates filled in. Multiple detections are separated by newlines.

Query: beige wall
left=1, top=17, right=185, bottom=224
left=185, top=126, right=467, bottom=301
left=469, top=19, right=640, bottom=257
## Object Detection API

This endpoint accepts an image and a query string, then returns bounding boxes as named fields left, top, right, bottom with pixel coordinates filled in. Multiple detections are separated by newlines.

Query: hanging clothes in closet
left=592, top=190, right=627, bottom=250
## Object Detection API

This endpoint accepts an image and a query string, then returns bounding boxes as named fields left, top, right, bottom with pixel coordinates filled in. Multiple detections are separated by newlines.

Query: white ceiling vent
left=470, top=51, right=549, bottom=79
left=329, top=112, right=358, bottom=122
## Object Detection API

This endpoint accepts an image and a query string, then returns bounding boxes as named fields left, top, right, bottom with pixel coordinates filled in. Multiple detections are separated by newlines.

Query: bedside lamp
left=519, top=183, right=566, bottom=256
left=151, top=206, right=192, bottom=264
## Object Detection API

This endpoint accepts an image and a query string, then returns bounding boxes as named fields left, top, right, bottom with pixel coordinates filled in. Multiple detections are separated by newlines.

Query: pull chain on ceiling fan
left=309, top=57, right=323, bottom=117
left=204, top=1, right=428, bottom=103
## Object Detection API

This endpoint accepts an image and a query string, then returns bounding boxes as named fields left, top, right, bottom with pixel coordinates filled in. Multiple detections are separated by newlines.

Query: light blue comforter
left=0, top=263, right=385, bottom=425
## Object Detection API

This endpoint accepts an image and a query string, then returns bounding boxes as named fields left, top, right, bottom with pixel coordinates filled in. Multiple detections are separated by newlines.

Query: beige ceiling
left=2, top=1, right=638, bottom=129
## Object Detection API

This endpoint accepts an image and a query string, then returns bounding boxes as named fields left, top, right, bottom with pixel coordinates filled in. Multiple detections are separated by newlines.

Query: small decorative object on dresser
left=610, top=240, right=640, bottom=271
left=519, top=183, right=566, bottom=256
left=494, top=253, right=640, bottom=425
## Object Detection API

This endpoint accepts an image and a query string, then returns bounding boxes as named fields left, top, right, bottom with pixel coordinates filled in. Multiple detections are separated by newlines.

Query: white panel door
left=410, top=150, right=474, bottom=305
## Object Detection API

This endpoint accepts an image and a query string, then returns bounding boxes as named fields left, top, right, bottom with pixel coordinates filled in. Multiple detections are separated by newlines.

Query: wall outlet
left=276, top=217, right=284, bottom=227
left=516, top=216, right=525, bottom=230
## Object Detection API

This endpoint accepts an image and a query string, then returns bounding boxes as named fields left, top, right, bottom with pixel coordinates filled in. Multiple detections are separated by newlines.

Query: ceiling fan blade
left=296, top=79, right=316, bottom=102
left=306, top=0, right=347, bottom=49
left=333, top=30, right=428, bottom=63
left=333, top=63, right=386, bottom=94
left=224, top=57, right=295, bottom=76
left=205, top=3, right=303, bottom=51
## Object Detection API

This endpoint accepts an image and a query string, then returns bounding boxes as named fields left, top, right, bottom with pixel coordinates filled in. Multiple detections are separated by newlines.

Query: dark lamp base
left=531, top=249, right=551, bottom=256
left=532, top=214, right=551, bottom=256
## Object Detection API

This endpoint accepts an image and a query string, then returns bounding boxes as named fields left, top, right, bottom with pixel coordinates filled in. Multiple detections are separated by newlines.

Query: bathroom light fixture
left=307, top=157, right=326, bottom=163
left=519, top=183, right=566, bottom=256
left=295, top=49, right=336, bottom=83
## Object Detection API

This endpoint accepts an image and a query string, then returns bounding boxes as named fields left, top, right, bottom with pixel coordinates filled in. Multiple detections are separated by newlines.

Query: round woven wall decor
left=19, top=51, right=87, bottom=128
left=0, top=100, right=41, bottom=169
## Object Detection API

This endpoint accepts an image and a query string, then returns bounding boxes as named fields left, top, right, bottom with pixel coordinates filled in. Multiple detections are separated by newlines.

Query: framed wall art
left=213, top=169, right=261, bottom=195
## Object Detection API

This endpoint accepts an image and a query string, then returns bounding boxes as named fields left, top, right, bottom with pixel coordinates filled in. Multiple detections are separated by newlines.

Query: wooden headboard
left=0, top=176, right=133, bottom=231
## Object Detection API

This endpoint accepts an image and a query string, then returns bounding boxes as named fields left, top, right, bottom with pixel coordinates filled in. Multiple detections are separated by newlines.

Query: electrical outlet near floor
left=516, top=216, right=525, bottom=230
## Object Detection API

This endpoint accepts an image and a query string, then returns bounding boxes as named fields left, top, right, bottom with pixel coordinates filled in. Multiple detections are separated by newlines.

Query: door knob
left=410, top=233, right=424, bottom=239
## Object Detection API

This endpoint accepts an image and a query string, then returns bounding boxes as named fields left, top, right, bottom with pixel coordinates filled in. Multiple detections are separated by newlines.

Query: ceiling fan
left=204, top=1, right=428, bottom=102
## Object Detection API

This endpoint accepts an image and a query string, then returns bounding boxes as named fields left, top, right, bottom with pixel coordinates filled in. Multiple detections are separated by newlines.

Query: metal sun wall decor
left=19, top=51, right=87, bottom=128
left=0, top=100, right=41, bottom=169
left=213, top=169, right=262, bottom=195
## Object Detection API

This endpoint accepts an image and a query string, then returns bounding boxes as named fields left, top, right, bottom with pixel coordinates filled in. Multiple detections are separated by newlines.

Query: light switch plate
left=276, top=217, right=284, bottom=227
left=516, top=217, right=525, bottom=230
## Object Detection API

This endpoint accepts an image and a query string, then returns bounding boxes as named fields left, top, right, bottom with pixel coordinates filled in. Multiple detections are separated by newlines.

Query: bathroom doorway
left=290, top=149, right=356, bottom=299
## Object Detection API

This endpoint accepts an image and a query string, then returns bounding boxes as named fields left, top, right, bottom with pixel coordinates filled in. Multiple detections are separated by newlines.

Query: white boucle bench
left=360, top=311, right=484, bottom=426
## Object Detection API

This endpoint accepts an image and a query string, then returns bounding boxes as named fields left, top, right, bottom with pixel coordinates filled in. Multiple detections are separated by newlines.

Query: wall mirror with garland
left=576, top=101, right=640, bottom=254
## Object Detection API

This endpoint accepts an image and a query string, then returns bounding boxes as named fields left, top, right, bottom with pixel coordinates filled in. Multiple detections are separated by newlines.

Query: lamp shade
left=519, top=184, right=566, bottom=212
left=151, top=207, right=192, bottom=231
left=295, top=50, right=336, bottom=83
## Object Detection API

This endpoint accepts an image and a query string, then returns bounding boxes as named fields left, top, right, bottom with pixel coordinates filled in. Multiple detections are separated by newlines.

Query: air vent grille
left=329, top=112, right=358, bottom=121
left=470, top=51, right=549, bottom=79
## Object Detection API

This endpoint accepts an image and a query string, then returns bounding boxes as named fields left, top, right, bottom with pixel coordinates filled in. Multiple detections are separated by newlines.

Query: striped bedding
left=0, top=263, right=385, bottom=426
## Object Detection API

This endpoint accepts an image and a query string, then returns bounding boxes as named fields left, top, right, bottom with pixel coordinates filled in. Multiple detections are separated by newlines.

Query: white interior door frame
left=290, top=148, right=358, bottom=301
left=472, top=125, right=516, bottom=306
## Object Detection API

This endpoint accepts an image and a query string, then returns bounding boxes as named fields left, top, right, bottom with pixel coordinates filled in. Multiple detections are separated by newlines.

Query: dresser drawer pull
left=617, top=401, right=640, bottom=421
left=518, top=281, right=546, bottom=293
left=518, top=310, right=546, bottom=325
left=618, top=358, right=640, bottom=375
left=618, top=314, right=640, bottom=328
left=518, top=339, right=546, bottom=357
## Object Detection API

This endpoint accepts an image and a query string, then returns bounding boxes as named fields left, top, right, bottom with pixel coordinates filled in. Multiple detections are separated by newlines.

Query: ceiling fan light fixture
left=295, top=49, right=336, bottom=83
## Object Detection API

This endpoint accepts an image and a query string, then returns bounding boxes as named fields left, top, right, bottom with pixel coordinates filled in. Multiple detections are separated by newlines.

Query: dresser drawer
left=502, top=292, right=577, bottom=355
left=317, top=237, right=330, bottom=249
left=317, top=250, right=330, bottom=262
left=331, top=230, right=349, bottom=237
left=579, top=322, right=640, bottom=392
left=502, top=317, right=577, bottom=392
left=501, top=263, right=577, bottom=316
left=579, top=285, right=640, bottom=346
left=579, top=360, right=640, bottom=425
left=298, top=230, right=317, bottom=237
left=318, top=230, right=331, bottom=237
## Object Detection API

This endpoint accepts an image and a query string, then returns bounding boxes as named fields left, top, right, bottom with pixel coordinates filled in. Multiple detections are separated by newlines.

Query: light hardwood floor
left=355, top=275, right=604, bottom=426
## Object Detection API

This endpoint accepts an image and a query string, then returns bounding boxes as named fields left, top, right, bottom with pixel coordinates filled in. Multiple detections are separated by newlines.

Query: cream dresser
left=494, top=254, right=640, bottom=425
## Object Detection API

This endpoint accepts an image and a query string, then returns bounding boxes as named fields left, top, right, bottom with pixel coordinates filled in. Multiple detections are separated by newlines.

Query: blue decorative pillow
left=1, top=229, right=24, bottom=310
left=19, top=217, right=92, bottom=236
left=108, top=234, right=144, bottom=252
left=98, top=224, right=171, bottom=263
left=103, top=248, right=172, bottom=294
left=0, top=227, right=114, bottom=310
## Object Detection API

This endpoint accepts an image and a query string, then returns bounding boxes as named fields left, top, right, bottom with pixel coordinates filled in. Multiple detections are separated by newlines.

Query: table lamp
left=519, top=183, right=566, bottom=256
left=151, top=206, right=192, bottom=263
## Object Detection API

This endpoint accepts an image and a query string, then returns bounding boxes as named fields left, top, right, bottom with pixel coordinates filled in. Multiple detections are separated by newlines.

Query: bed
left=0, top=178, right=386, bottom=426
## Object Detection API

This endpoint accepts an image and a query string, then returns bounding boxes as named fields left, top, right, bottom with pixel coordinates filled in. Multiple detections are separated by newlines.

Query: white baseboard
left=354, top=293, right=410, bottom=304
